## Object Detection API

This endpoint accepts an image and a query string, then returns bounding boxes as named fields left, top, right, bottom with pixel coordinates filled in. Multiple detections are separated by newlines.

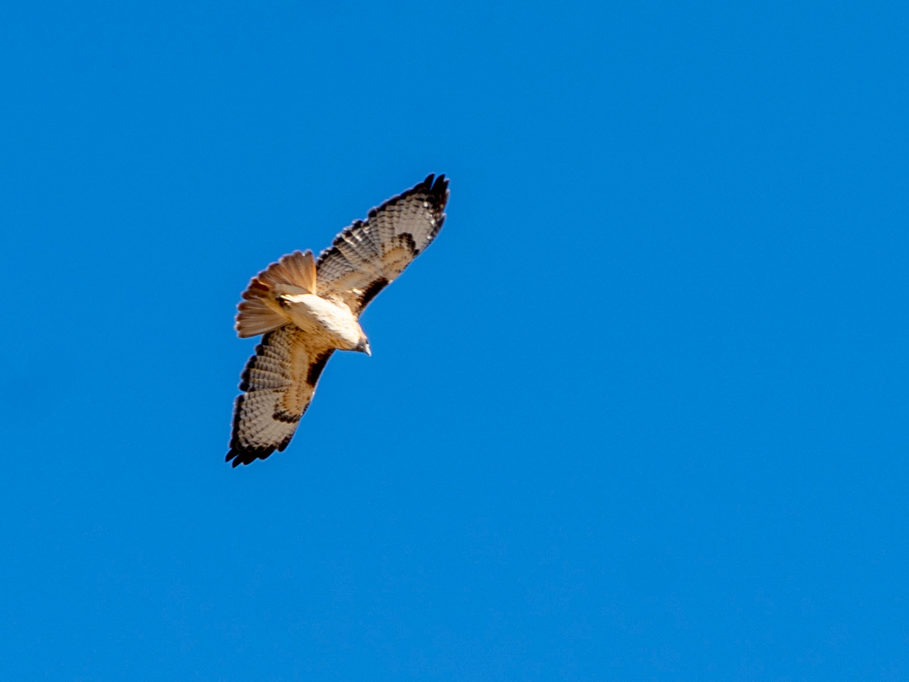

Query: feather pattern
left=227, top=326, right=334, bottom=467
left=316, top=174, right=448, bottom=313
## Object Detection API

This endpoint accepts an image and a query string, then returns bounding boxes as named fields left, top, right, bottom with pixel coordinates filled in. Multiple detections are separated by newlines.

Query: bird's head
left=355, top=335, right=371, bottom=356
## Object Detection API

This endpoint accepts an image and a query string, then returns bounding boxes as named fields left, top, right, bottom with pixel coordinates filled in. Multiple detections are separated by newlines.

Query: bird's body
left=226, top=174, right=449, bottom=467
left=279, top=293, right=367, bottom=353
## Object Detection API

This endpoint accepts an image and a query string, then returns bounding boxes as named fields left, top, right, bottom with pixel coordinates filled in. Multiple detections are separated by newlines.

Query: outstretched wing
left=227, top=326, right=334, bottom=467
left=316, top=174, right=449, bottom=314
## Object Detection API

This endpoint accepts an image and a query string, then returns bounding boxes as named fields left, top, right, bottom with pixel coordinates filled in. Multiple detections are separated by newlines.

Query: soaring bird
left=226, top=174, right=449, bottom=467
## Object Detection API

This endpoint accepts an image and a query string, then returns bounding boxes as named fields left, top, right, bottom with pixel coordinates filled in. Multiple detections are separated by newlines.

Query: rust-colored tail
left=235, top=250, right=316, bottom=338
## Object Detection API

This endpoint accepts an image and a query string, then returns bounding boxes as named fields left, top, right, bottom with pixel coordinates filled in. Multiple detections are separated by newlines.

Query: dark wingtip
left=425, top=173, right=449, bottom=208
left=424, top=174, right=449, bottom=240
left=225, top=444, right=276, bottom=468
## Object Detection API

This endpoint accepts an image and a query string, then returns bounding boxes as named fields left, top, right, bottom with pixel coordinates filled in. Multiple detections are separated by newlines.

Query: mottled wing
left=227, top=326, right=334, bottom=467
left=316, top=174, right=449, bottom=314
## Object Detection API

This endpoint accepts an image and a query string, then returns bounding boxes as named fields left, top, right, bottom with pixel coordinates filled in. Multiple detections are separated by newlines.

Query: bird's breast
left=283, top=294, right=361, bottom=348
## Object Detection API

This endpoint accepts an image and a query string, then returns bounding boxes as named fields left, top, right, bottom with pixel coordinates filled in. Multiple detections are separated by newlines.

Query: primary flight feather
left=226, top=174, right=449, bottom=467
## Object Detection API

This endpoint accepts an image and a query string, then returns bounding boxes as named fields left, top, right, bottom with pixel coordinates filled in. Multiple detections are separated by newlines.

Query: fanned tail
left=235, top=250, right=317, bottom=338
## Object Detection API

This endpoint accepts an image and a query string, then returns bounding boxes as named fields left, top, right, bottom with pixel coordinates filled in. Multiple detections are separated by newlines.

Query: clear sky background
left=2, top=1, right=907, bottom=679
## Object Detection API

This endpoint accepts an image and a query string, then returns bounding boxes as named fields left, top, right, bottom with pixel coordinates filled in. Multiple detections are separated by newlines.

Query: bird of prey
left=226, top=174, right=449, bottom=467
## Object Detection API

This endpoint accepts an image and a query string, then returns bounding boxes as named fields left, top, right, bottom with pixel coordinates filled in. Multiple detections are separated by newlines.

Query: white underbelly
left=284, top=294, right=361, bottom=348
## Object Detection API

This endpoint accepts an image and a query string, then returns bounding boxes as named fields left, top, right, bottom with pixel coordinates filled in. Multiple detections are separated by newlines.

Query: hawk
left=226, top=174, right=449, bottom=466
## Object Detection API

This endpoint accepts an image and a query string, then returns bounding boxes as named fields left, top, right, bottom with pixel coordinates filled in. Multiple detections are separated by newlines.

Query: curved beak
left=356, top=338, right=372, bottom=356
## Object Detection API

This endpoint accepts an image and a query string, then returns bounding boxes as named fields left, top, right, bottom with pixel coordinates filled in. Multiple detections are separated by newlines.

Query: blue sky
left=2, top=1, right=907, bottom=679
